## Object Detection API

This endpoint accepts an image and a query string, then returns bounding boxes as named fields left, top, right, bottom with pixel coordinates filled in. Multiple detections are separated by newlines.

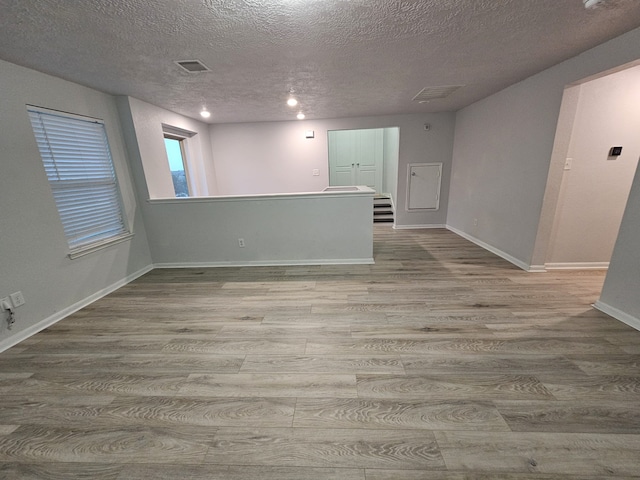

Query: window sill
left=68, top=233, right=134, bottom=259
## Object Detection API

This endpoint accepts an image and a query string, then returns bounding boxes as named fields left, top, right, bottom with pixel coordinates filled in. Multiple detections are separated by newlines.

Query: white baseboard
left=154, top=258, right=375, bottom=268
left=393, top=224, right=447, bottom=230
left=0, top=264, right=154, bottom=353
left=528, top=265, right=547, bottom=273
left=545, top=262, right=609, bottom=270
left=593, top=300, right=640, bottom=332
left=446, top=225, right=532, bottom=272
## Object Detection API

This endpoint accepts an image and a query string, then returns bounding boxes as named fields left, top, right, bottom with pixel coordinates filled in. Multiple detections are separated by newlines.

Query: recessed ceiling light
left=200, top=109, right=211, bottom=118
left=583, top=0, right=606, bottom=8
left=297, top=112, right=305, bottom=120
left=287, top=98, right=298, bottom=107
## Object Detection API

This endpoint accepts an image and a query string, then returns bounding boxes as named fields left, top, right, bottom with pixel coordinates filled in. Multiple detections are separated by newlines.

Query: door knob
left=411, top=172, right=416, bottom=176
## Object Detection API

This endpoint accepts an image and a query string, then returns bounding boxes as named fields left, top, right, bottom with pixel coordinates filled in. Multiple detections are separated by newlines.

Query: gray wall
left=448, top=27, right=640, bottom=266
left=118, top=97, right=380, bottom=266
left=383, top=127, right=400, bottom=207
left=599, top=162, right=640, bottom=324
left=210, top=113, right=456, bottom=227
left=145, top=193, right=374, bottom=266
left=0, top=60, right=152, bottom=350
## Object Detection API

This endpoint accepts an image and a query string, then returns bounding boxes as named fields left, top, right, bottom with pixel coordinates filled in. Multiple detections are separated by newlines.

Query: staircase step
left=373, top=194, right=393, bottom=223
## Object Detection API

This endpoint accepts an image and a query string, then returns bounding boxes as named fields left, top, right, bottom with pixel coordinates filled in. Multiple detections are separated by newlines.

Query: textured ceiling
left=1, top=0, right=640, bottom=123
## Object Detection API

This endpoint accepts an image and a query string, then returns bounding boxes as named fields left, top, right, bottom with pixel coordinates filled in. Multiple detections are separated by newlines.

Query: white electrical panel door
left=407, top=163, right=442, bottom=210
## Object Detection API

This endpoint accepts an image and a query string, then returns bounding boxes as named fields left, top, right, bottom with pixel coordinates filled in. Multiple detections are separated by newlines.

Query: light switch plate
left=564, top=158, right=572, bottom=171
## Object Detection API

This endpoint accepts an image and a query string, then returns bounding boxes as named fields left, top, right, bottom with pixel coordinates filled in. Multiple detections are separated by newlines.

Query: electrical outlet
left=312, top=169, right=320, bottom=176
left=238, top=238, right=245, bottom=248
left=0, top=297, right=11, bottom=311
left=10, top=291, right=25, bottom=308
left=473, top=218, right=478, bottom=226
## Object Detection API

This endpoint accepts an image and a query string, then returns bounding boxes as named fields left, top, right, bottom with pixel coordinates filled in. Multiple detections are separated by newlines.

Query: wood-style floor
left=1, top=227, right=639, bottom=479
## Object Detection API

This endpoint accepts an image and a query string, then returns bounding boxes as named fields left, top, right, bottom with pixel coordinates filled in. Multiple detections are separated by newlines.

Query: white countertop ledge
left=148, top=186, right=375, bottom=204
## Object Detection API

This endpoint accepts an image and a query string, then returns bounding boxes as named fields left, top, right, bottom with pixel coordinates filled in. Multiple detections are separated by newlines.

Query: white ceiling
left=1, top=0, right=640, bottom=124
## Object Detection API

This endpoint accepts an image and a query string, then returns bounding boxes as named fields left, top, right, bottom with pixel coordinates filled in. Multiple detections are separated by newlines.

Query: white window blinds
left=28, top=107, right=129, bottom=254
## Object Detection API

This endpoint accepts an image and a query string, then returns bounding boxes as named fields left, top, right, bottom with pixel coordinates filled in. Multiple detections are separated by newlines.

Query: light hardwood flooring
left=1, top=227, right=639, bottom=479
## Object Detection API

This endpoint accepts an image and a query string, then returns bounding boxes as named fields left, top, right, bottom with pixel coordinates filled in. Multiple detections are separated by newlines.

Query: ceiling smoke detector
left=412, top=85, right=464, bottom=103
left=583, top=0, right=607, bottom=8
left=175, top=60, right=210, bottom=73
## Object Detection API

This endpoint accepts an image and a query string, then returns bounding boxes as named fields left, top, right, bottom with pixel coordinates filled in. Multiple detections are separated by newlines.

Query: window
left=164, top=135, right=190, bottom=197
left=28, top=106, right=131, bottom=258
left=161, top=124, right=197, bottom=198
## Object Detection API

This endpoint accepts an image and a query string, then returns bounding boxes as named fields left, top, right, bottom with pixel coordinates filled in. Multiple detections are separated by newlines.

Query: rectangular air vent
left=412, top=85, right=464, bottom=103
left=175, top=60, right=210, bottom=73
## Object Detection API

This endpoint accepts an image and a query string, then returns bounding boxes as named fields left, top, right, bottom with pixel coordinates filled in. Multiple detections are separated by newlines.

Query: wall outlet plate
left=10, top=291, right=25, bottom=307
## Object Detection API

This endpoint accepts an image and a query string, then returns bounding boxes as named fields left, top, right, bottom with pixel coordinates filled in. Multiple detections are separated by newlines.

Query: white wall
left=209, top=113, right=455, bottom=227
left=121, top=97, right=218, bottom=198
left=448, top=27, right=640, bottom=267
left=383, top=127, right=400, bottom=206
left=0, top=60, right=152, bottom=351
left=546, top=66, right=640, bottom=266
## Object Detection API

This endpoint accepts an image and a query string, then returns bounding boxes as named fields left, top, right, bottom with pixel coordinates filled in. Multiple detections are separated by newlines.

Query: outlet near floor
left=10, top=291, right=25, bottom=307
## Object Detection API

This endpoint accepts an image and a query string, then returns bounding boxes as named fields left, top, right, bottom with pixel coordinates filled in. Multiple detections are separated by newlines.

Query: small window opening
left=164, top=135, right=191, bottom=197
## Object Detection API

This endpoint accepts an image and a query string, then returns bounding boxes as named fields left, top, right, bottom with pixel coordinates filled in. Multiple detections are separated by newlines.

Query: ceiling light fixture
left=287, top=97, right=298, bottom=107
left=297, top=112, right=305, bottom=120
left=583, top=0, right=606, bottom=8
left=200, top=109, right=211, bottom=118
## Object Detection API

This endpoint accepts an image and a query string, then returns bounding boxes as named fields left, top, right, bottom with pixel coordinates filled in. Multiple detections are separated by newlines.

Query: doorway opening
left=533, top=61, right=640, bottom=281
left=327, top=127, right=400, bottom=224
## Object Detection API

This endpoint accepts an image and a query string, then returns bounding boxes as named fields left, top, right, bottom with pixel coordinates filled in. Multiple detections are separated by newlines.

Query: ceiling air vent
left=175, top=60, right=210, bottom=73
left=412, top=85, right=464, bottom=103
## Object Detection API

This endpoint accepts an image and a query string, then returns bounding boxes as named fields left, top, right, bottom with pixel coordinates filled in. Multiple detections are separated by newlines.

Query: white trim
left=148, top=186, right=375, bottom=204
left=545, top=262, right=609, bottom=270
left=593, top=300, right=640, bottom=332
left=528, top=264, right=548, bottom=273
left=393, top=224, right=446, bottom=230
left=154, top=258, right=375, bottom=269
left=0, top=265, right=153, bottom=353
left=161, top=123, right=196, bottom=138
left=446, top=225, right=532, bottom=271
left=26, top=104, right=104, bottom=124
left=68, top=233, right=134, bottom=259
